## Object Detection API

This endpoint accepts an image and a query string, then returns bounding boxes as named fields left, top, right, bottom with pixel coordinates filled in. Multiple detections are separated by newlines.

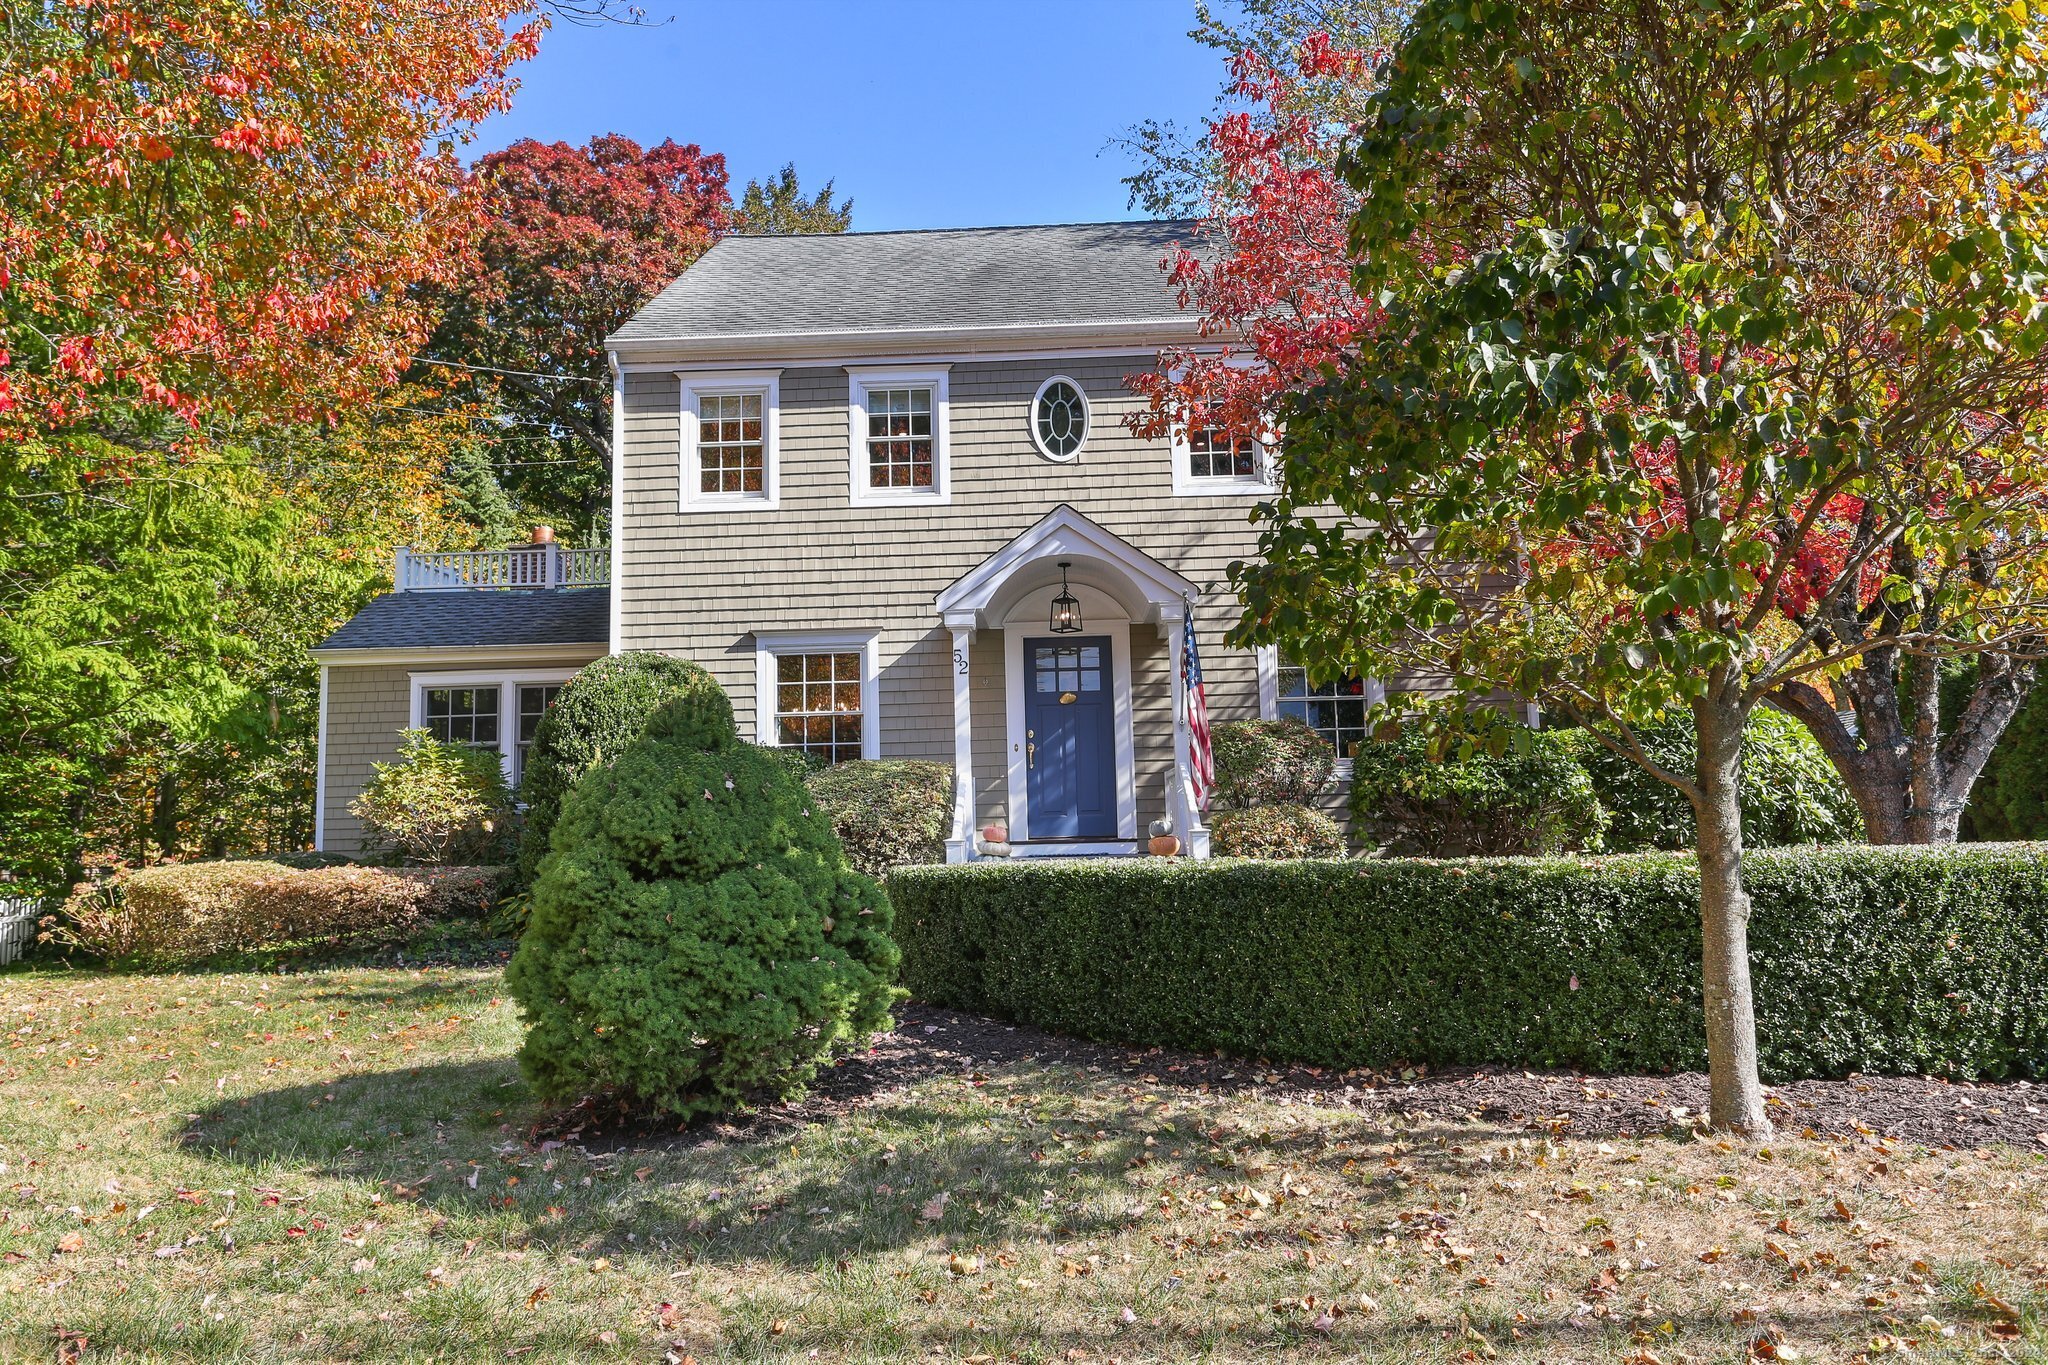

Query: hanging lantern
left=1050, top=561, right=1082, bottom=634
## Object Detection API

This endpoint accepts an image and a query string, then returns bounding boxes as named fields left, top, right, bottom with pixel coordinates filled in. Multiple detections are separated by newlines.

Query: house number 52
left=953, top=649, right=968, bottom=676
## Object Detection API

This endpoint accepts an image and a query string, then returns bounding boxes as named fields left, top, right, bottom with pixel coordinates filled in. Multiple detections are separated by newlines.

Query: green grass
left=1, top=960, right=2044, bottom=1362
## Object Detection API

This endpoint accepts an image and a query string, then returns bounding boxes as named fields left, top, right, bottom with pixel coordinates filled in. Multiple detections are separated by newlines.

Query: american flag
left=1181, top=598, right=1214, bottom=810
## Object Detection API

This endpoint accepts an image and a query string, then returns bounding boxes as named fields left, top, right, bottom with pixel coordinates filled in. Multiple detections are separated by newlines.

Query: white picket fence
left=0, top=895, right=46, bottom=966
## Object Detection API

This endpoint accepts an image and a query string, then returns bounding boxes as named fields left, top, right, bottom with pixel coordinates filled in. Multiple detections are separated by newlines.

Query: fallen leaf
left=919, top=1192, right=950, bottom=1222
left=54, top=1231, right=84, bottom=1255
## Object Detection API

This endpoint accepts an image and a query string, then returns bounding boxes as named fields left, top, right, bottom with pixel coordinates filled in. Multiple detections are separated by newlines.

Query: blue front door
left=1023, top=636, right=1117, bottom=839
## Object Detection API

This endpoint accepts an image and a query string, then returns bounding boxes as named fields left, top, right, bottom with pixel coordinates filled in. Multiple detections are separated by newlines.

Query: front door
left=1023, top=636, right=1117, bottom=839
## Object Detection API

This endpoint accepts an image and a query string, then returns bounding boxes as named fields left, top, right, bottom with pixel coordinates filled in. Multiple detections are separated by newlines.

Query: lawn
left=2, top=959, right=2044, bottom=1363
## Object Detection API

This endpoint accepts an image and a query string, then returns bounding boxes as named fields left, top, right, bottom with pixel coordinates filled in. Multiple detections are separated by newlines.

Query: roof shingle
left=608, top=220, right=1204, bottom=344
left=312, top=588, right=608, bottom=653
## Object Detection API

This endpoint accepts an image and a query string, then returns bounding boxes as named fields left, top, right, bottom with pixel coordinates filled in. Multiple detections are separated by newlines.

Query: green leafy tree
left=507, top=695, right=901, bottom=1120
left=1240, top=0, right=2048, bottom=1132
left=0, top=443, right=326, bottom=891
left=735, top=163, right=852, bottom=235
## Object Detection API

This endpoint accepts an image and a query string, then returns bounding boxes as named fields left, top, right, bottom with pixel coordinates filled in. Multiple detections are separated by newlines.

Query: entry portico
left=936, top=505, right=1212, bottom=862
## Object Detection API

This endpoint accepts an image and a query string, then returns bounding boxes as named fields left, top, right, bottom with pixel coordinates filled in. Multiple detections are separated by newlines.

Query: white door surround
left=936, top=505, right=1210, bottom=861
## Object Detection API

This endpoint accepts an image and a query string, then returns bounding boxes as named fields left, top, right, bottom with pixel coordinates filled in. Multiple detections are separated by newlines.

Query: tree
left=1234, top=0, right=2048, bottom=1133
left=420, top=139, right=851, bottom=536
left=1122, top=6, right=1409, bottom=497
left=0, top=0, right=542, bottom=444
left=736, top=163, right=852, bottom=235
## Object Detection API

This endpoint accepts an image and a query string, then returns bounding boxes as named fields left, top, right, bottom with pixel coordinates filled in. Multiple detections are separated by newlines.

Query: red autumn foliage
left=0, top=0, right=543, bottom=442
left=1127, top=34, right=1382, bottom=449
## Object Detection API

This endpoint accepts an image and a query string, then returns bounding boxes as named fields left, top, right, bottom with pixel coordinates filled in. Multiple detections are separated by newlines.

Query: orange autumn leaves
left=0, top=0, right=545, bottom=443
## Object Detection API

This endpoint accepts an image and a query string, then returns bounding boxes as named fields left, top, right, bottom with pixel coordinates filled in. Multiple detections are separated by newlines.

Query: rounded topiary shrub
left=804, top=759, right=954, bottom=878
left=515, top=651, right=731, bottom=888
left=505, top=695, right=902, bottom=1120
left=1210, top=803, right=1346, bottom=859
left=1211, top=718, right=1335, bottom=810
left=1349, top=721, right=1607, bottom=856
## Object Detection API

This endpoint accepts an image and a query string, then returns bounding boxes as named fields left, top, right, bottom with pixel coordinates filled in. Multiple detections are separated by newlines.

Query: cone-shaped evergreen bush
left=514, top=651, right=732, bottom=889
left=506, top=694, right=902, bottom=1119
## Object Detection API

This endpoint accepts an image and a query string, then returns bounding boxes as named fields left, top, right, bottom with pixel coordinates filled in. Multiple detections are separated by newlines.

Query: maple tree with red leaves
left=1126, top=29, right=1387, bottom=456
left=418, top=134, right=735, bottom=530
left=0, top=0, right=547, bottom=446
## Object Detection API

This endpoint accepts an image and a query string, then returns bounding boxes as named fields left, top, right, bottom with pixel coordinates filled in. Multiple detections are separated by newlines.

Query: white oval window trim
left=1030, top=374, right=1090, bottom=463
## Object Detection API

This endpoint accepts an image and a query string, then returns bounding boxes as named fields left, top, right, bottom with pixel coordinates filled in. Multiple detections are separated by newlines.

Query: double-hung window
left=847, top=366, right=949, bottom=505
left=753, top=630, right=880, bottom=765
left=1260, top=649, right=1381, bottom=767
left=681, top=371, right=781, bottom=512
left=413, top=673, right=570, bottom=786
left=1173, top=417, right=1276, bottom=496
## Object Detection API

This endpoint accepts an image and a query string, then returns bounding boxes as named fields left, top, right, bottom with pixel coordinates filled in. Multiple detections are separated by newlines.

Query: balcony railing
left=394, top=544, right=610, bottom=592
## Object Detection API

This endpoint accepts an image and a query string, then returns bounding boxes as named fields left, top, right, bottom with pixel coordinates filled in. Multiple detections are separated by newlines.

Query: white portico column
left=945, top=625, right=976, bottom=862
left=1166, top=611, right=1212, bottom=859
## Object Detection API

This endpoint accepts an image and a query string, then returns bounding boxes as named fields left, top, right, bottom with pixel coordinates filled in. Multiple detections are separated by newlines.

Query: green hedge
left=892, top=845, right=2048, bottom=1081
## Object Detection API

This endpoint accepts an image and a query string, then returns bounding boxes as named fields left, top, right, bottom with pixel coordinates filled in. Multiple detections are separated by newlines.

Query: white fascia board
left=309, top=643, right=606, bottom=667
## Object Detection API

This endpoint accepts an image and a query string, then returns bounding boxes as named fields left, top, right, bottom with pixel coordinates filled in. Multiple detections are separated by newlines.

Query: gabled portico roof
left=935, top=505, right=1200, bottom=632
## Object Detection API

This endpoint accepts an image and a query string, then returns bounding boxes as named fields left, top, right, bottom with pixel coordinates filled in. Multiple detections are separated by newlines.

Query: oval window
left=1031, top=376, right=1089, bottom=462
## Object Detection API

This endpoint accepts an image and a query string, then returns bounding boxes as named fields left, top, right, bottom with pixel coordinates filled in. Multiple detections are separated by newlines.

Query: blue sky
left=478, top=0, right=1230, bottom=231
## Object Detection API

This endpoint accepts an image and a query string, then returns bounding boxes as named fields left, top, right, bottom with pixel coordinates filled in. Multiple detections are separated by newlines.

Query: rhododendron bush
left=1228, top=0, right=2048, bottom=1134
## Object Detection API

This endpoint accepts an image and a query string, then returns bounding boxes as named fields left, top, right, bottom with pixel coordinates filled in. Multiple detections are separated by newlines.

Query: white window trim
left=1170, top=421, right=1278, bottom=497
left=409, top=668, right=575, bottom=784
left=846, top=365, right=951, bottom=506
left=1029, top=374, right=1091, bottom=464
left=679, top=369, right=781, bottom=513
left=753, top=628, right=882, bottom=761
left=1256, top=645, right=1381, bottom=777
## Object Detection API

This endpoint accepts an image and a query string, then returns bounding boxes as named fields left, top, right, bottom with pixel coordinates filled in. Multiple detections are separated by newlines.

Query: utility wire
left=413, top=356, right=605, bottom=385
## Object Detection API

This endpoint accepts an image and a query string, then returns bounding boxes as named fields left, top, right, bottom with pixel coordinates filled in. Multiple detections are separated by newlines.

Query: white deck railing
left=0, top=895, right=46, bottom=966
left=394, top=544, right=609, bottom=592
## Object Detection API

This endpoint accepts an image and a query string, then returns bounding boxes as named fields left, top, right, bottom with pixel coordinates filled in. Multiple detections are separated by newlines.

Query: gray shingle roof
left=609, top=220, right=1204, bottom=344
left=312, top=588, right=608, bottom=653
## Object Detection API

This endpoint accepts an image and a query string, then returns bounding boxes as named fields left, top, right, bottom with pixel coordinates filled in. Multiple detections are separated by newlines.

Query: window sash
left=696, top=390, right=767, bottom=496
left=422, top=686, right=500, bottom=746
left=1186, top=425, right=1262, bottom=480
left=1275, top=659, right=1372, bottom=761
left=512, top=684, right=560, bottom=786
left=770, top=650, right=865, bottom=765
left=864, top=386, right=935, bottom=489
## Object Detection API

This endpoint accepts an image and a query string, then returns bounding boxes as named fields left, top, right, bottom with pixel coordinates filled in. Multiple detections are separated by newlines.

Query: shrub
left=803, top=759, right=954, bottom=877
left=892, top=845, right=2048, bottom=1081
left=515, top=651, right=732, bottom=888
left=1578, top=708, right=1864, bottom=851
left=755, top=742, right=825, bottom=787
left=1209, top=804, right=1346, bottom=859
left=351, top=729, right=515, bottom=865
left=1211, top=718, right=1336, bottom=809
left=1965, top=683, right=2048, bottom=840
left=1348, top=723, right=1607, bottom=855
left=47, top=860, right=502, bottom=965
left=507, top=695, right=902, bottom=1121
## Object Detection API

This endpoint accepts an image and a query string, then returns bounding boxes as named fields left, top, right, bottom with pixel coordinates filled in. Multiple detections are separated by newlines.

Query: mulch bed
left=561, top=1001, right=2048, bottom=1152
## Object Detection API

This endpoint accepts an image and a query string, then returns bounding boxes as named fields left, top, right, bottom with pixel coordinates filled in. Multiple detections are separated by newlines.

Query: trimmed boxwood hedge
left=891, top=845, right=2048, bottom=1081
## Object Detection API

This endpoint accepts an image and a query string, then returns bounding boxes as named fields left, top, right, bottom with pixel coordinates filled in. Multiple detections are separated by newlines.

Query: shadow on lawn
left=179, top=1033, right=1513, bottom=1270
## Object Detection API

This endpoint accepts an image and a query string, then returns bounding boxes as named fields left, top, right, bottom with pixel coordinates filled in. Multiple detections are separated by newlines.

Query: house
left=311, top=221, right=1376, bottom=860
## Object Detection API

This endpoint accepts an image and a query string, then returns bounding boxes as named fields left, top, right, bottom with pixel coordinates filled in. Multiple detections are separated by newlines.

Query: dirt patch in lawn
left=562, top=1001, right=2048, bottom=1152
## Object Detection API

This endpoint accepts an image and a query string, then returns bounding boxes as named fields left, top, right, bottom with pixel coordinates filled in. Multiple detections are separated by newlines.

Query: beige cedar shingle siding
left=318, top=650, right=602, bottom=856
left=616, top=352, right=1266, bottom=833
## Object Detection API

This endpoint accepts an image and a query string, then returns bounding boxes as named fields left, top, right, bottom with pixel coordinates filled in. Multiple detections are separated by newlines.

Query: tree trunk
left=1692, top=694, right=1773, bottom=1137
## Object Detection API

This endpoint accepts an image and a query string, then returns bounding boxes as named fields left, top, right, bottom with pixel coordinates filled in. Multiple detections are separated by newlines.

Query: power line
left=413, top=356, right=605, bottom=386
